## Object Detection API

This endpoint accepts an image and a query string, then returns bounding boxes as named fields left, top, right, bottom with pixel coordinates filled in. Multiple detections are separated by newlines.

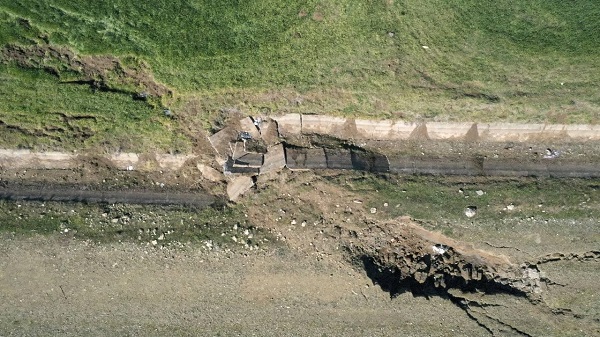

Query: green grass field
left=1, top=1, right=600, bottom=150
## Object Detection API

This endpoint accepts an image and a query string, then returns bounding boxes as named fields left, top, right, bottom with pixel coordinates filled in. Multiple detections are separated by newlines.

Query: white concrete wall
left=301, top=115, right=347, bottom=135
left=272, top=114, right=302, bottom=136
left=427, top=122, right=476, bottom=140
left=0, top=149, right=76, bottom=169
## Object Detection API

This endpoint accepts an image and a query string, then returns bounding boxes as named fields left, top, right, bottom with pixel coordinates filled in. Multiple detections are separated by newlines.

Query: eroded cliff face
left=344, top=219, right=544, bottom=298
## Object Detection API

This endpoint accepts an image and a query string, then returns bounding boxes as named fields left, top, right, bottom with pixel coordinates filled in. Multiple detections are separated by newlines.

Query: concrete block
left=239, top=117, right=261, bottom=139
left=324, top=148, right=353, bottom=170
left=208, top=127, right=237, bottom=157
left=285, top=148, right=327, bottom=170
left=260, top=144, right=286, bottom=175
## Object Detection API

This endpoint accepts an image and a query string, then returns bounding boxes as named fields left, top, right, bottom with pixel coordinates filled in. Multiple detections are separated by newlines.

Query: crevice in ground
left=536, top=250, right=600, bottom=265
left=341, top=218, right=600, bottom=335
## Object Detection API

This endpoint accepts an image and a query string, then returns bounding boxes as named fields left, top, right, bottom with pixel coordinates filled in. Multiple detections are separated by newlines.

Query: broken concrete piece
left=234, top=153, right=263, bottom=168
left=197, top=164, right=225, bottom=182
left=285, top=148, right=327, bottom=170
left=209, top=127, right=237, bottom=157
left=260, top=144, right=286, bottom=175
left=227, top=176, right=254, bottom=202
left=231, top=141, right=247, bottom=160
left=258, top=117, right=281, bottom=146
left=239, top=117, right=261, bottom=139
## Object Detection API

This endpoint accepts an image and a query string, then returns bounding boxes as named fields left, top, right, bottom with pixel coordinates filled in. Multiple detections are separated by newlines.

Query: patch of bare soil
left=1, top=44, right=170, bottom=97
left=241, top=170, right=600, bottom=336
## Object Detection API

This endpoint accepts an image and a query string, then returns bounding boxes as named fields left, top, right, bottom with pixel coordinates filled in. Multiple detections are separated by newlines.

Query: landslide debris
left=344, top=218, right=544, bottom=298
left=1, top=44, right=170, bottom=98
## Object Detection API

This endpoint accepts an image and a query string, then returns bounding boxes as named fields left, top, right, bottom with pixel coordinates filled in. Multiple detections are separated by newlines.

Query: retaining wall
left=271, top=114, right=600, bottom=142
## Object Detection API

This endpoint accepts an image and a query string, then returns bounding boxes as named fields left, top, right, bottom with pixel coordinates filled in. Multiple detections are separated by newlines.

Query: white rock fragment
left=432, top=244, right=448, bottom=255
left=476, top=190, right=484, bottom=196
left=464, top=206, right=477, bottom=218
left=370, top=208, right=377, bottom=214
left=506, top=204, right=515, bottom=211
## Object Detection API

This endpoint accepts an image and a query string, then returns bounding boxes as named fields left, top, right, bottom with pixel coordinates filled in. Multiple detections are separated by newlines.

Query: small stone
left=151, top=240, right=158, bottom=246
left=370, top=208, right=377, bottom=214
left=158, top=234, right=165, bottom=241
left=383, top=203, right=389, bottom=207
left=476, top=190, right=484, bottom=196
left=506, top=204, right=515, bottom=211
left=291, top=219, right=297, bottom=225
left=464, top=206, right=477, bottom=218
left=111, top=218, right=119, bottom=223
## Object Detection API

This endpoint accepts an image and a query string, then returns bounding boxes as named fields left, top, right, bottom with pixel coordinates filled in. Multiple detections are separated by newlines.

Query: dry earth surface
left=1, top=119, right=600, bottom=336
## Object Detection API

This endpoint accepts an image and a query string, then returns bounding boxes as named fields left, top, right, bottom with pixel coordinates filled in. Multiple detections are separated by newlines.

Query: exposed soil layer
left=344, top=220, right=543, bottom=297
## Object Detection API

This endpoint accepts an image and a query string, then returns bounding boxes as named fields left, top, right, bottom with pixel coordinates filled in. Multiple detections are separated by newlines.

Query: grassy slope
left=1, top=1, right=599, bottom=150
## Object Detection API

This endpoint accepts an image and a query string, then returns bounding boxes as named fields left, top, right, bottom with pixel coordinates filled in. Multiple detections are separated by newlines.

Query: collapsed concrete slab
left=285, top=148, right=327, bottom=170
left=239, top=117, right=261, bottom=139
left=350, top=150, right=390, bottom=173
left=234, top=153, right=263, bottom=168
left=258, top=117, right=281, bottom=146
left=208, top=127, right=237, bottom=157
left=324, top=148, right=353, bottom=170
left=227, top=175, right=254, bottom=202
left=260, top=144, right=286, bottom=175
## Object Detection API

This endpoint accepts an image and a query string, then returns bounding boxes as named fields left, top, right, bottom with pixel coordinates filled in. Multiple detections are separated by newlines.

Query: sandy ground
left=0, top=236, right=488, bottom=337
